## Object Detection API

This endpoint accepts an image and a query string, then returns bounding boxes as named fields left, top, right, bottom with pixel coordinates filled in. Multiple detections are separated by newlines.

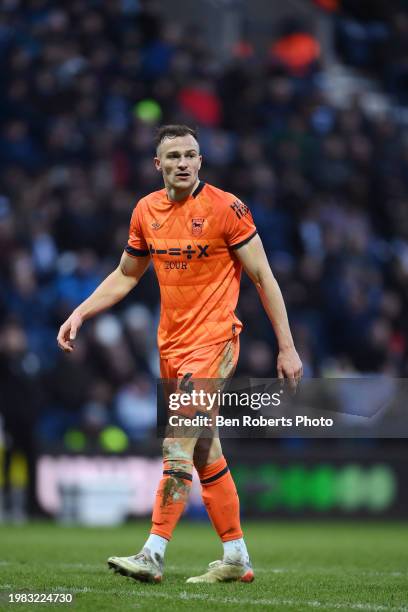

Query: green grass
left=1, top=520, right=408, bottom=611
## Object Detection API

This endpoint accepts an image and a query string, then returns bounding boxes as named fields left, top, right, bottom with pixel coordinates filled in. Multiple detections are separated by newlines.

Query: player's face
left=155, top=135, right=202, bottom=194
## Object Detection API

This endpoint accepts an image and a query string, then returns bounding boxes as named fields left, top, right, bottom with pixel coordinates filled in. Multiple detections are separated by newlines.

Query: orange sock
left=197, top=455, right=243, bottom=542
left=150, top=458, right=193, bottom=540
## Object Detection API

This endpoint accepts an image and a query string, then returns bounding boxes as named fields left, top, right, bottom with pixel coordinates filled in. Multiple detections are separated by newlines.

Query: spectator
left=0, top=0, right=407, bottom=450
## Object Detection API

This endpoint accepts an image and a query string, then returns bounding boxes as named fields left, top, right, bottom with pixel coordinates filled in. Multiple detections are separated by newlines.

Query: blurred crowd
left=333, top=0, right=408, bottom=103
left=1, top=0, right=408, bottom=447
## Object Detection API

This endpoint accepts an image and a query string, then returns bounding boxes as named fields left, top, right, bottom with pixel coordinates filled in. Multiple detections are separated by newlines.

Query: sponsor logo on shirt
left=149, top=244, right=209, bottom=260
left=230, top=199, right=249, bottom=220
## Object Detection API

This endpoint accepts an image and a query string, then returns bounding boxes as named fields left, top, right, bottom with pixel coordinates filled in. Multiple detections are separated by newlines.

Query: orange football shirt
left=126, top=181, right=257, bottom=358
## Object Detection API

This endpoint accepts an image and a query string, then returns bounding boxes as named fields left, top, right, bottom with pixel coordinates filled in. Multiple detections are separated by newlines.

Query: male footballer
left=57, top=125, right=302, bottom=583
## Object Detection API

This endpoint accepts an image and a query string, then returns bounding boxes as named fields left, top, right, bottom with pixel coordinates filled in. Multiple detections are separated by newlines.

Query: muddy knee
left=163, top=437, right=195, bottom=463
left=159, top=438, right=194, bottom=508
left=162, top=437, right=194, bottom=483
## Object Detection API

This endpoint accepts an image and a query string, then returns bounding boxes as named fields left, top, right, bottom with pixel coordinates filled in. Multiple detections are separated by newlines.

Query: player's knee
left=162, top=438, right=194, bottom=462
left=162, top=439, right=194, bottom=482
left=194, top=437, right=222, bottom=468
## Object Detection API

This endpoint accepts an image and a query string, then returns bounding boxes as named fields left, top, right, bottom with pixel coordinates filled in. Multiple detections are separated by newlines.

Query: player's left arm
left=234, top=234, right=303, bottom=384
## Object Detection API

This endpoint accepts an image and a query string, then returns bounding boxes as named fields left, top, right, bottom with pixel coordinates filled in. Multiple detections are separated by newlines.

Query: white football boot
left=108, top=548, right=163, bottom=583
left=186, top=558, right=254, bottom=584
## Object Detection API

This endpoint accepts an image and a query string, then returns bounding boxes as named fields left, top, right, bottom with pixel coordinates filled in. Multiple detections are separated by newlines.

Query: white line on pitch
left=58, top=587, right=408, bottom=612
left=134, top=591, right=408, bottom=612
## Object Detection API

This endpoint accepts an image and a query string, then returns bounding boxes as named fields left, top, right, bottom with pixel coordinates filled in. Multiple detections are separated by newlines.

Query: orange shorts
left=160, top=336, right=240, bottom=381
left=159, top=337, right=240, bottom=422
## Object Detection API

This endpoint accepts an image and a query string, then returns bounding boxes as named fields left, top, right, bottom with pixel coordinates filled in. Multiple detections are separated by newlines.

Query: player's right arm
left=57, top=251, right=150, bottom=353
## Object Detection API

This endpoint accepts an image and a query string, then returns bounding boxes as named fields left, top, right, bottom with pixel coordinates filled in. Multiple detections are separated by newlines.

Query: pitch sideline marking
left=53, top=587, right=408, bottom=612
left=133, top=591, right=408, bottom=612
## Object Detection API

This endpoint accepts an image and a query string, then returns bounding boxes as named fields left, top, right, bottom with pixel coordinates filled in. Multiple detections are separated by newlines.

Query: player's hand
left=57, top=311, right=83, bottom=353
left=277, top=346, right=303, bottom=390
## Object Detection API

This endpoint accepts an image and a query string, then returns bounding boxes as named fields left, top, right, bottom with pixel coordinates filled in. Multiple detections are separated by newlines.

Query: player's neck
left=165, top=179, right=200, bottom=202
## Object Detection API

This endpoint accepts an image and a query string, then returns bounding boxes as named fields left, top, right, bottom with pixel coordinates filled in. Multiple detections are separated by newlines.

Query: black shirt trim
left=192, top=181, right=205, bottom=198
left=125, top=245, right=149, bottom=257
left=230, top=230, right=258, bottom=251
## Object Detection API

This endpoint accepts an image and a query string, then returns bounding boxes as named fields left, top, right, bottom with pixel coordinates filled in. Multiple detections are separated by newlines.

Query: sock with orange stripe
left=197, top=455, right=249, bottom=563
left=149, top=458, right=193, bottom=544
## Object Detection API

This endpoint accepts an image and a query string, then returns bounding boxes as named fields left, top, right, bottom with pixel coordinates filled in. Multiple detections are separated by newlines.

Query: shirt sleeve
left=224, top=196, right=257, bottom=249
left=125, top=200, right=149, bottom=257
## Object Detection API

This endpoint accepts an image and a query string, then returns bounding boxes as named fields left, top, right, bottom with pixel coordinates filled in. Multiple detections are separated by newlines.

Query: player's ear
left=154, top=156, right=161, bottom=171
left=198, top=155, right=202, bottom=170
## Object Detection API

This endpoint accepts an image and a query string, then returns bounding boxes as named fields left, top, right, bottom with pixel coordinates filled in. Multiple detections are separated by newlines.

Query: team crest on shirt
left=191, top=218, right=205, bottom=236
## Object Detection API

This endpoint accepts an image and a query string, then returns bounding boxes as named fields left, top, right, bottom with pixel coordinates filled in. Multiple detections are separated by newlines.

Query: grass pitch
left=1, top=520, right=407, bottom=611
